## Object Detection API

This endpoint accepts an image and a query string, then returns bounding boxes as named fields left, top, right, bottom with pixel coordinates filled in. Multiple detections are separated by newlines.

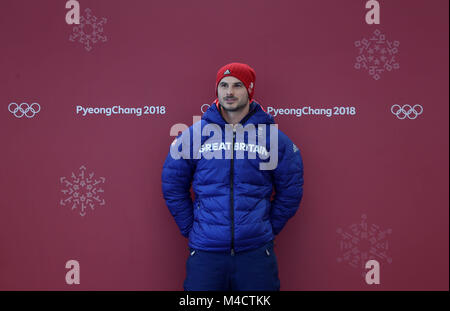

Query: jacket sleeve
left=269, top=132, right=304, bottom=236
left=161, top=128, right=196, bottom=238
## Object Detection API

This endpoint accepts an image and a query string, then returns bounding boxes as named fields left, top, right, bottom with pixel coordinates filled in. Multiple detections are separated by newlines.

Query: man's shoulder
left=274, top=127, right=293, bottom=144
left=272, top=127, right=302, bottom=157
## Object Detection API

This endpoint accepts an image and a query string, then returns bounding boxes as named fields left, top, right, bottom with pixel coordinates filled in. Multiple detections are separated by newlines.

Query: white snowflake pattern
left=60, top=165, right=106, bottom=216
left=337, top=214, right=392, bottom=278
left=69, top=8, right=107, bottom=51
left=354, top=29, right=400, bottom=80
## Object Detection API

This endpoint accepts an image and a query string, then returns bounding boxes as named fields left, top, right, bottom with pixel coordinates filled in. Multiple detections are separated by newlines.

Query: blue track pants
left=183, top=240, right=280, bottom=291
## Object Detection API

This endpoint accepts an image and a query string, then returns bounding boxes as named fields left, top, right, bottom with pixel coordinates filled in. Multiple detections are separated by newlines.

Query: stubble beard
left=219, top=96, right=248, bottom=112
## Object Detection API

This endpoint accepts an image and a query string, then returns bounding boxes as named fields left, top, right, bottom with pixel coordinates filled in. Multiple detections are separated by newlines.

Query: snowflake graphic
left=69, top=8, right=107, bottom=51
left=337, top=214, right=392, bottom=278
left=354, top=29, right=400, bottom=80
left=60, top=165, right=106, bottom=216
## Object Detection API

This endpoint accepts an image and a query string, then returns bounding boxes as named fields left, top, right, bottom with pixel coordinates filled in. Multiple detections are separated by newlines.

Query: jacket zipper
left=230, top=110, right=257, bottom=257
left=230, top=126, right=236, bottom=256
left=217, top=103, right=258, bottom=256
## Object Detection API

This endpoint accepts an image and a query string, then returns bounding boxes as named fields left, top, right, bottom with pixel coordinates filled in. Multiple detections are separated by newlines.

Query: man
left=161, top=62, right=304, bottom=291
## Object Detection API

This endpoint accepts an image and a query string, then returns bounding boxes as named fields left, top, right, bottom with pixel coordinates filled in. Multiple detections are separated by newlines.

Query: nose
left=226, top=86, right=234, bottom=97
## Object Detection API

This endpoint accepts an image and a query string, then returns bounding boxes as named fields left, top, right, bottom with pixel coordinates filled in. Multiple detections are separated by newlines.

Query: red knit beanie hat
left=215, top=62, right=256, bottom=101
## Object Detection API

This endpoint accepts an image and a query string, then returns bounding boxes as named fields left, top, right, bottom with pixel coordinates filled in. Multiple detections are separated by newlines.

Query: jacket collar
left=202, top=99, right=275, bottom=126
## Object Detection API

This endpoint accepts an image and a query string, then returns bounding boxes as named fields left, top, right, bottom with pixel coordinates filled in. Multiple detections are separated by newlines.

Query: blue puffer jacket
left=161, top=100, right=304, bottom=254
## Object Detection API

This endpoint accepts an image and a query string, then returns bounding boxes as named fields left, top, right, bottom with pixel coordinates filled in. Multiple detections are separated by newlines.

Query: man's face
left=217, top=76, right=249, bottom=112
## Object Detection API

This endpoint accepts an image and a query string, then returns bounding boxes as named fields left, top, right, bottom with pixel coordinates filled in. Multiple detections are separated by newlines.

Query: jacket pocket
left=264, top=240, right=275, bottom=256
left=188, top=247, right=199, bottom=257
left=193, top=199, right=200, bottom=222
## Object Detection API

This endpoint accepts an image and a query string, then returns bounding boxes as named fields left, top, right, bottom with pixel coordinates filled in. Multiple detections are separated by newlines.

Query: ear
left=248, top=82, right=254, bottom=94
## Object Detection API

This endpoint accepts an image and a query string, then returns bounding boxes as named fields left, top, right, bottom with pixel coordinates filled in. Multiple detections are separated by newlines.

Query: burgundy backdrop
left=0, top=0, right=448, bottom=290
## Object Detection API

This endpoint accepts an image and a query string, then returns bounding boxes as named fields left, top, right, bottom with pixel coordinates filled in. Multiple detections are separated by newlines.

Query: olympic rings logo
left=391, top=104, right=423, bottom=120
left=8, top=102, right=41, bottom=118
